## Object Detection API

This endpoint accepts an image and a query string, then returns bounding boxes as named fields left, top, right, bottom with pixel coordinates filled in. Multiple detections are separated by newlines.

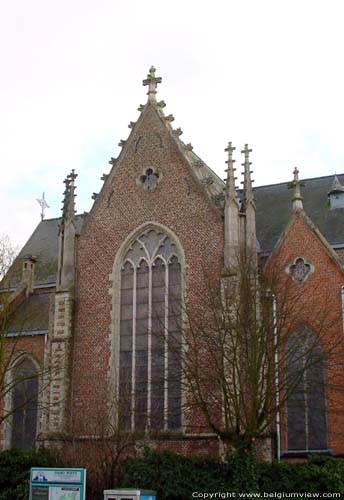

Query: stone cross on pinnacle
left=62, top=169, right=78, bottom=221
left=224, top=142, right=237, bottom=200
left=288, top=167, right=304, bottom=211
left=143, top=66, right=162, bottom=100
left=241, top=144, right=254, bottom=204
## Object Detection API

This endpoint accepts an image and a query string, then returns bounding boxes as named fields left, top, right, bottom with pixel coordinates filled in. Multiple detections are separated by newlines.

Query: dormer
left=328, top=174, right=344, bottom=210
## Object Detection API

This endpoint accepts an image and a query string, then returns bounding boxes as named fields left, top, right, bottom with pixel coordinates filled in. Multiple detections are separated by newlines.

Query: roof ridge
left=255, top=173, right=344, bottom=190
left=37, top=213, right=87, bottom=223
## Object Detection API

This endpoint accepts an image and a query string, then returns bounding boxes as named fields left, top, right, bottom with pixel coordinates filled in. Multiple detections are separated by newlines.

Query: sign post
left=30, top=468, right=86, bottom=500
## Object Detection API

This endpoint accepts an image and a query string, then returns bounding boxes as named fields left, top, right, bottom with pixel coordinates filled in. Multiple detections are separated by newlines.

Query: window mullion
left=304, top=366, right=309, bottom=451
left=147, top=262, right=152, bottom=429
left=164, top=262, right=169, bottom=430
left=23, top=408, right=27, bottom=449
left=131, top=266, right=137, bottom=431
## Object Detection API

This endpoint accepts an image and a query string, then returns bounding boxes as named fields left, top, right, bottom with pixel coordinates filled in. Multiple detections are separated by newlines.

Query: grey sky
left=1, top=0, right=344, bottom=246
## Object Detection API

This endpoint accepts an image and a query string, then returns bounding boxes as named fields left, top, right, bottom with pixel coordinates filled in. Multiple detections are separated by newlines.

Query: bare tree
left=0, top=236, right=52, bottom=448
left=61, top=392, right=145, bottom=499
left=170, top=246, right=341, bottom=457
left=0, top=234, right=18, bottom=280
left=0, top=293, right=54, bottom=451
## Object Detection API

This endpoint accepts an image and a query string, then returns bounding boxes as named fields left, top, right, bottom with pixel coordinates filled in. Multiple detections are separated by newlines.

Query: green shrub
left=122, top=448, right=259, bottom=500
left=122, top=449, right=344, bottom=499
left=225, top=451, right=259, bottom=492
left=0, top=448, right=60, bottom=500
left=259, top=456, right=344, bottom=494
left=0, top=446, right=343, bottom=499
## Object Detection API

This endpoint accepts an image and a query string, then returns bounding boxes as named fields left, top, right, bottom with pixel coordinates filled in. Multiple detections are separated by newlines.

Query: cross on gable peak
left=142, top=65, right=162, bottom=101
left=289, top=166, right=304, bottom=211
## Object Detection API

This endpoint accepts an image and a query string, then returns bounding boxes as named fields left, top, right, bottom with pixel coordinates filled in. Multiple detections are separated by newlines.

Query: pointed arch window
left=118, top=228, right=182, bottom=431
left=285, top=328, right=327, bottom=452
left=11, top=358, right=39, bottom=449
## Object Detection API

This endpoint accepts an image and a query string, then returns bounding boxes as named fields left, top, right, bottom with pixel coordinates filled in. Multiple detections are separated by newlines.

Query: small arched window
left=285, top=328, right=327, bottom=452
left=11, top=358, right=39, bottom=449
left=118, top=228, right=182, bottom=431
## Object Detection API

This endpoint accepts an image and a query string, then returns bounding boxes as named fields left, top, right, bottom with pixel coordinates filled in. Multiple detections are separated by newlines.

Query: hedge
left=0, top=447, right=344, bottom=499
left=0, top=448, right=60, bottom=500
left=122, top=449, right=344, bottom=499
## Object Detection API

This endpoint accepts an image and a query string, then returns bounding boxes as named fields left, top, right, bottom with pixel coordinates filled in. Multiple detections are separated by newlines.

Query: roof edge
left=264, top=209, right=344, bottom=275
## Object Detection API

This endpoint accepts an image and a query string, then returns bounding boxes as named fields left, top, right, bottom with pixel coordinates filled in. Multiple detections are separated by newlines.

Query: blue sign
left=30, top=468, right=86, bottom=500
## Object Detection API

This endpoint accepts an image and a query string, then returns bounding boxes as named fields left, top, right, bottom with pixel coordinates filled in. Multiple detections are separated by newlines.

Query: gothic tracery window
left=286, top=257, right=313, bottom=283
left=119, top=228, right=182, bottom=431
left=137, top=167, right=161, bottom=192
left=11, top=358, right=39, bottom=449
left=285, top=328, right=327, bottom=452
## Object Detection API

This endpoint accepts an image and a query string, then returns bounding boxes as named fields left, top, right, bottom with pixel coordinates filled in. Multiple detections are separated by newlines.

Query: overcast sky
left=1, top=0, right=344, bottom=247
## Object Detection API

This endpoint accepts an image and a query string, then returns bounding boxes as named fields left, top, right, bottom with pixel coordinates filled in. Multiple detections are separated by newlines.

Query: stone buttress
left=44, top=171, right=77, bottom=442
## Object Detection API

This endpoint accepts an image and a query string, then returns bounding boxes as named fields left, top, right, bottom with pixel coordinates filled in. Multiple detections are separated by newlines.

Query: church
left=1, top=67, right=344, bottom=460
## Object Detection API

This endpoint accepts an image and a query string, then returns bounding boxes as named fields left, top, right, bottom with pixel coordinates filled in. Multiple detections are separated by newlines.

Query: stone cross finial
left=224, top=142, right=237, bottom=200
left=293, top=167, right=299, bottom=181
left=241, top=144, right=254, bottom=204
left=142, top=66, right=162, bottom=101
left=288, top=167, right=304, bottom=211
left=62, top=169, right=78, bottom=221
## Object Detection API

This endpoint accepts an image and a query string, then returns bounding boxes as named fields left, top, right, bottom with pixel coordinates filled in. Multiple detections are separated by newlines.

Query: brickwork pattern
left=71, top=103, right=224, bottom=454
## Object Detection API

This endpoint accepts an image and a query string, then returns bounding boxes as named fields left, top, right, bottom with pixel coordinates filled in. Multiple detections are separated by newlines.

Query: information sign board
left=30, top=468, right=86, bottom=500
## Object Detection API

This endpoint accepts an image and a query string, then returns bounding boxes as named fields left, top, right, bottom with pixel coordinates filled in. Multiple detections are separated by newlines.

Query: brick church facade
left=2, top=67, right=344, bottom=459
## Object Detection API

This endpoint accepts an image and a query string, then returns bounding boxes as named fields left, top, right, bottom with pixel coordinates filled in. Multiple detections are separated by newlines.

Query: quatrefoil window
left=286, top=257, right=314, bottom=283
left=137, top=167, right=161, bottom=192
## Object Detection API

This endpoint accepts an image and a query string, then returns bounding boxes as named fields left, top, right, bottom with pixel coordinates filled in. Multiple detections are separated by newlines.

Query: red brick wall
left=5, top=334, right=46, bottom=364
left=71, top=103, right=224, bottom=451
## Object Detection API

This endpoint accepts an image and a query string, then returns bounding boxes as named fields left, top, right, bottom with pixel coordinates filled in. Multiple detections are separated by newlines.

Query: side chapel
left=2, top=67, right=344, bottom=459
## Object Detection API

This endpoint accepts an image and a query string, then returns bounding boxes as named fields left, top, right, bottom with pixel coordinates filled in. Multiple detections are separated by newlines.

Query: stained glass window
left=285, top=329, right=327, bottom=451
left=119, top=228, right=182, bottom=431
left=11, top=359, right=39, bottom=449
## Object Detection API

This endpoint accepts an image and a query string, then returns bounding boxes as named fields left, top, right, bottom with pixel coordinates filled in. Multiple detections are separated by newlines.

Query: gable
left=265, top=210, right=344, bottom=283
left=81, top=101, right=224, bottom=243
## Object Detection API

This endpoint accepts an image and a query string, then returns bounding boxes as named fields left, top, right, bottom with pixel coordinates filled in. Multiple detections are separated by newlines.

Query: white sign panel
left=32, top=470, right=82, bottom=484
left=49, top=486, right=81, bottom=500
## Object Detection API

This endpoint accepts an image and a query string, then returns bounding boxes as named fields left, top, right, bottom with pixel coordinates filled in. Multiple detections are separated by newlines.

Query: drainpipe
left=273, top=294, right=281, bottom=461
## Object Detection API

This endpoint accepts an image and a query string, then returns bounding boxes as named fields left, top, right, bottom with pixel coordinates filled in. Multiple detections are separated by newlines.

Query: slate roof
left=2, top=174, right=343, bottom=291
left=3, top=214, right=86, bottom=288
left=255, top=174, right=344, bottom=253
left=174, top=139, right=225, bottom=203
left=6, top=291, right=53, bottom=333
